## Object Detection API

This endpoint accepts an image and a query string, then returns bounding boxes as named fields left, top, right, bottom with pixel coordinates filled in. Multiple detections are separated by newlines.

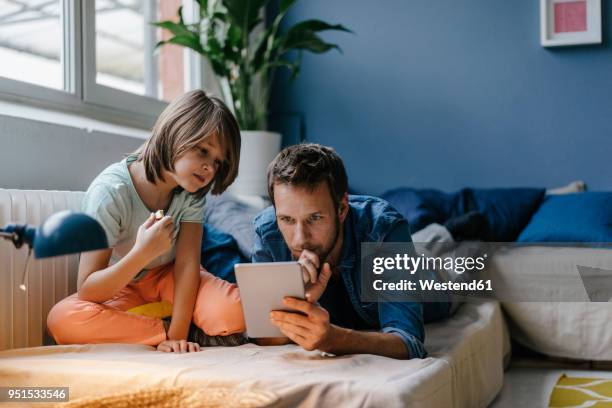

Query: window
left=94, top=0, right=184, bottom=102
left=0, top=0, right=63, bottom=90
left=0, top=0, right=198, bottom=128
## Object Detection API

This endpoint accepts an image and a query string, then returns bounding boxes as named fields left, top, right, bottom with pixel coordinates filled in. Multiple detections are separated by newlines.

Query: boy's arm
left=77, top=248, right=151, bottom=302
left=168, top=222, right=203, bottom=340
left=77, top=214, right=174, bottom=303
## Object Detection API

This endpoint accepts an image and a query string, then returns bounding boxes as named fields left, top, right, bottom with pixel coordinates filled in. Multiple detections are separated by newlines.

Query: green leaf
left=251, top=30, right=271, bottom=72
left=251, top=0, right=299, bottom=73
left=222, top=0, right=268, bottom=34
left=226, top=24, right=242, bottom=45
left=248, top=17, right=263, bottom=32
left=280, top=0, right=297, bottom=13
left=223, top=25, right=242, bottom=61
left=178, top=5, right=184, bottom=25
left=151, top=20, right=193, bottom=38
left=212, top=11, right=228, bottom=22
left=289, top=19, right=352, bottom=34
left=156, top=35, right=204, bottom=54
left=283, top=30, right=341, bottom=54
left=206, top=36, right=223, bottom=54
left=280, top=19, right=351, bottom=55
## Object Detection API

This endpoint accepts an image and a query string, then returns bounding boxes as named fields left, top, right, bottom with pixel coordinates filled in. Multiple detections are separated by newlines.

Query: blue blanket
left=200, top=223, right=247, bottom=283
left=381, top=187, right=545, bottom=241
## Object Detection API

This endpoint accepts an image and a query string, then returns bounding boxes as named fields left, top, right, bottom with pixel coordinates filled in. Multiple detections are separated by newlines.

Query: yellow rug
left=549, top=374, right=612, bottom=407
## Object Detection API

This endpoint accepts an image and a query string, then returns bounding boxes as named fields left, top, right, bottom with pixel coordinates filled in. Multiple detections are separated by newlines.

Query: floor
left=489, top=347, right=612, bottom=407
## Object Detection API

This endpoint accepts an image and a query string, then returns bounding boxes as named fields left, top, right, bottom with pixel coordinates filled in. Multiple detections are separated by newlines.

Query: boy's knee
left=46, top=296, right=101, bottom=344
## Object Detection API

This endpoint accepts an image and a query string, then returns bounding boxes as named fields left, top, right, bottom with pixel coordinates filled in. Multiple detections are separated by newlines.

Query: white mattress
left=0, top=301, right=508, bottom=408
left=492, top=245, right=612, bottom=361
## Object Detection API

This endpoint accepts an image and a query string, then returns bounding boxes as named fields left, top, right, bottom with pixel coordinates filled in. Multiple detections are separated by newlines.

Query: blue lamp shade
left=2, top=211, right=109, bottom=258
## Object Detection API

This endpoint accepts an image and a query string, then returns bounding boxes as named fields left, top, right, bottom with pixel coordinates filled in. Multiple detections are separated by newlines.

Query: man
left=252, top=143, right=450, bottom=359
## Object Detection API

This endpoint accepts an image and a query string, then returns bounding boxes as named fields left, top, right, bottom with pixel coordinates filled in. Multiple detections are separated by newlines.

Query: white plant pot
left=229, top=130, right=282, bottom=197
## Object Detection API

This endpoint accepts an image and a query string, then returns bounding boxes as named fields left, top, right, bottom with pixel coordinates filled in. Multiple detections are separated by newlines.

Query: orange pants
left=46, top=264, right=245, bottom=346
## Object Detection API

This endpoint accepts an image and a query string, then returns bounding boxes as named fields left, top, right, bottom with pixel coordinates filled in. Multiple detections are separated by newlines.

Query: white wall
left=0, top=114, right=145, bottom=191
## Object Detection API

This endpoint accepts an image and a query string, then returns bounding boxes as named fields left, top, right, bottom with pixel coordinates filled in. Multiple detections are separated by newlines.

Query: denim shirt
left=252, top=195, right=448, bottom=359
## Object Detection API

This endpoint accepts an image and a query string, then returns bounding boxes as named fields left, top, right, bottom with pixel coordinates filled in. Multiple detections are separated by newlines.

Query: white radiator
left=0, top=189, right=84, bottom=350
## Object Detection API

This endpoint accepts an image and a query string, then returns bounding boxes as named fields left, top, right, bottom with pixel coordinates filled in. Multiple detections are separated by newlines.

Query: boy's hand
left=133, top=213, right=174, bottom=262
left=157, top=339, right=201, bottom=353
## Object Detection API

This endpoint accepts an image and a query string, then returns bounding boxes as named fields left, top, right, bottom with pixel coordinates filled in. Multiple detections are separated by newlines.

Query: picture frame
left=540, top=0, right=602, bottom=47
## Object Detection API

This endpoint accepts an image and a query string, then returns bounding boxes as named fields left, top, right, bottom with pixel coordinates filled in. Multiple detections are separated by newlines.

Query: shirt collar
left=339, top=207, right=356, bottom=270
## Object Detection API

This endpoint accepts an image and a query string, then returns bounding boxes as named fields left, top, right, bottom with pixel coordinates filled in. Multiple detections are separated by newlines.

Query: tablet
left=234, top=262, right=305, bottom=338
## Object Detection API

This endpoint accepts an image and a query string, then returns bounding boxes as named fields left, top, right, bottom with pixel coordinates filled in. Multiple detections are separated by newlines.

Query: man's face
left=274, top=181, right=341, bottom=263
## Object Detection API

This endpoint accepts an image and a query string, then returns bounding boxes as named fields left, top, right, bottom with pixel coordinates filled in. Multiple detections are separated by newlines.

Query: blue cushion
left=382, top=187, right=544, bottom=241
left=518, top=192, right=612, bottom=242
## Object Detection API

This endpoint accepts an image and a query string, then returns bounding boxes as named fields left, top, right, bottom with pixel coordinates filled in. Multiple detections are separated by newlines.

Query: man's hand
left=305, top=262, right=332, bottom=303
left=297, top=249, right=320, bottom=284
left=297, top=250, right=332, bottom=303
left=157, top=339, right=201, bottom=353
left=269, top=297, right=337, bottom=352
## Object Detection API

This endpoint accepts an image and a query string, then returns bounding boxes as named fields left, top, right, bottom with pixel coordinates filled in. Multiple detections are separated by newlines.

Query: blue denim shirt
left=252, top=195, right=449, bottom=359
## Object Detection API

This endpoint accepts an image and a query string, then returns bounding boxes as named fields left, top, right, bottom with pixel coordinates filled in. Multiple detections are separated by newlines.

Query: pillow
left=382, top=187, right=545, bottom=241
left=128, top=301, right=172, bottom=318
left=518, top=192, right=612, bottom=242
left=203, top=192, right=264, bottom=258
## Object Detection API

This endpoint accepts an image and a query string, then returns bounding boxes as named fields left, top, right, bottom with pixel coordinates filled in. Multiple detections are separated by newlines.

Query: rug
left=549, top=374, right=612, bottom=407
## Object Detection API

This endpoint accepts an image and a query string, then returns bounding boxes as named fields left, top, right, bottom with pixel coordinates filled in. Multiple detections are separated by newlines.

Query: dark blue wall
left=270, top=0, right=612, bottom=194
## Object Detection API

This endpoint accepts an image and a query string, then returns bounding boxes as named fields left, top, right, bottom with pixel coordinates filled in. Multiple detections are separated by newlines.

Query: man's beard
left=294, top=215, right=340, bottom=265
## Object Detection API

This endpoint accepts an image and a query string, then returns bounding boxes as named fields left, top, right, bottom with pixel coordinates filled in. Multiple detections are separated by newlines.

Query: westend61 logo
left=372, top=253, right=488, bottom=275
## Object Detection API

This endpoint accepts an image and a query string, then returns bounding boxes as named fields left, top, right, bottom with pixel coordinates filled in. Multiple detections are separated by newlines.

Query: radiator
left=0, top=189, right=84, bottom=350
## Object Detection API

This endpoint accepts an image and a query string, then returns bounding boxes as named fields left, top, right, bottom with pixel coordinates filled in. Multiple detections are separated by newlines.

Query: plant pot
left=229, top=130, right=282, bottom=197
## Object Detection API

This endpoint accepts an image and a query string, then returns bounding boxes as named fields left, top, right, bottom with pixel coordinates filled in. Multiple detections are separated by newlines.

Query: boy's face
left=172, top=134, right=224, bottom=193
left=274, top=181, right=347, bottom=263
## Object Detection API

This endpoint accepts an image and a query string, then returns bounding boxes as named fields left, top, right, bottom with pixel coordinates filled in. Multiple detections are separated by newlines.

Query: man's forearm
left=326, top=325, right=409, bottom=359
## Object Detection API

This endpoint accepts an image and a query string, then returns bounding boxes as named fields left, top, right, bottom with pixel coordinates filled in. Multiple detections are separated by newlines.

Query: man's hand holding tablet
left=235, top=252, right=336, bottom=351
left=269, top=251, right=335, bottom=351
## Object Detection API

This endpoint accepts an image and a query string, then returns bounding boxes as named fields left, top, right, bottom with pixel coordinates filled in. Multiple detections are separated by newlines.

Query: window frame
left=0, top=0, right=208, bottom=130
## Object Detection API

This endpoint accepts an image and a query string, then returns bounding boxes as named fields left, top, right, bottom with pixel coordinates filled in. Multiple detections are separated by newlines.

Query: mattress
left=491, top=245, right=612, bottom=361
left=0, top=301, right=508, bottom=408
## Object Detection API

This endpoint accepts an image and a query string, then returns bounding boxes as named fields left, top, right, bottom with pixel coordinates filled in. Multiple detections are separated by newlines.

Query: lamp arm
left=0, top=231, right=17, bottom=240
left=0, top=225, right=27, bottom=248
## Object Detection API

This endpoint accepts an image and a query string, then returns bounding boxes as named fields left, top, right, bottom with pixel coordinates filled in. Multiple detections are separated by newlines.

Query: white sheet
left=0, top=302, right=508, bottom=408
left=492, top=245, right=612, bottom=360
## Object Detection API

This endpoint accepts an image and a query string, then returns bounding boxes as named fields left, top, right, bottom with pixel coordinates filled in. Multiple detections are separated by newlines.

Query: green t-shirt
left=82, top=154, right=205, bottom=280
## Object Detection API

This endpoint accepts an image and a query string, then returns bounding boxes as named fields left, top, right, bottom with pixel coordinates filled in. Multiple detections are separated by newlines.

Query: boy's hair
left=267, top=143, right=348, bottom=211
left=136, top=90, right=241, bottom=197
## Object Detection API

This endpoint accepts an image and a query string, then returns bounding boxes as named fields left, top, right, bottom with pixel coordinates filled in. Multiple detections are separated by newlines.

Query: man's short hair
left=267, top=143, right=348, bottom=210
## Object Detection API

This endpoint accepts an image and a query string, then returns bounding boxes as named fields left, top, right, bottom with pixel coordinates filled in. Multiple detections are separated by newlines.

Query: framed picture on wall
left=540, top=0, right=602, bottom=47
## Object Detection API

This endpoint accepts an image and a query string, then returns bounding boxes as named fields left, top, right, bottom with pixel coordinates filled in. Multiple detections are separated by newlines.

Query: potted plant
left=154, top=0, right=350, bottom=196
